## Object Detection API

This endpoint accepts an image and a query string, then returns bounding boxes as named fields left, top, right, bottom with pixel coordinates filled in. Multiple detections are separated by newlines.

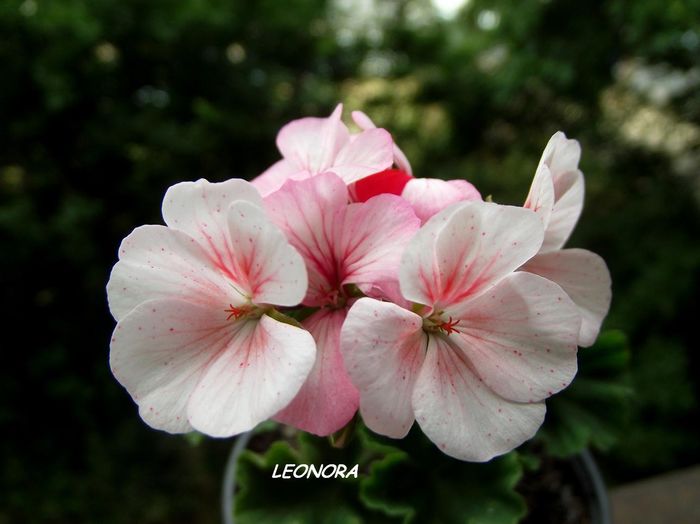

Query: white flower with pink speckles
left=107, top=179, right=316, bottom=437
left=340, top=200, right=581, bottom=462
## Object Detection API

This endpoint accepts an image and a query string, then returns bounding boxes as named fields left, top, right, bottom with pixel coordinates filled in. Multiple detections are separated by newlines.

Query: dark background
left=1, top=0, right=699, bottom=522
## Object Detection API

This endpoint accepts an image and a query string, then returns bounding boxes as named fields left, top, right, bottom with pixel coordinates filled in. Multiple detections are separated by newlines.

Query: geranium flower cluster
left=107, top=105, right=611, bottom=462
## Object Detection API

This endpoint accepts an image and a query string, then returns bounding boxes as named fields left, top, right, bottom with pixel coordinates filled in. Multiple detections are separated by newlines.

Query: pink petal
left=522, top=249, right=612, bottom=347
left=400, top=201, right=543, bottom=309
left=276, top=104, right=350, bottom=175
left=251, top=159, right=311, bottom=198
left=523, top=164, right=555, bottom=230
left=161, top=179, right=262, bottom=259
left=412, top=335, right=546, bottom=462
left=351, top=110, right=413, bottom=175
left=263, top=172, right=347, bottom=306
left=107, top=225, right=233, bottom=321
left=274, top=309, right=359, bottom=436
left=331, top=128, right=395, bottom=184
left=187, top=314, right=316, bottom=437
left=226, top=201, right=308, bottom=306
left=338, top=194, right=420, bottom=289
left=447, top=272, right=580, bottom=403
left=341, top=298, right=425, bottom=438
left=109, top=298, right=234, bottom=434
left=402, top=178, right=482, bottom=224
left=540, top=170, right=585, bottom=253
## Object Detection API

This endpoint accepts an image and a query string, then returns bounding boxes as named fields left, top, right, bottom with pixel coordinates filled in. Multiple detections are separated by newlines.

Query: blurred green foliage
left=1, top=0, right=699, bottom=522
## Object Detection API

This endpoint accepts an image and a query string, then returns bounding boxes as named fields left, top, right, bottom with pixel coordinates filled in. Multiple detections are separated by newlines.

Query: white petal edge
left=400, top=201, right=544, bottom=309
left=413, top=335, right=546, bottom=462
left=341, top=297, right=425, bottom=438
left=187, top=314, right=316, bottom=437
left=522, top=248, right=612, bottom=347
left=447, top=272, right=580, bottom=403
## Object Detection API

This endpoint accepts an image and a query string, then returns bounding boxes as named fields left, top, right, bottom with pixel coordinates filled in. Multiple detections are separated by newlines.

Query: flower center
left=224, top=303, right=269, bottom=321
left=423, top=313, right=461, bottom=336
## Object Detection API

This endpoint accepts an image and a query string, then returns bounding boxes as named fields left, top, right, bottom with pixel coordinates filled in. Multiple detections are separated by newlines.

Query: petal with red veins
left=263, top=172, right=347, bottom=306
left=522, top=249, right=611, bottom=347
left=446, top=272, right=580, bottom=403
left=400, top=201, right=543, bottom=309
left=275, top=309, right=359, bottom=436
left=187, top=314, right=316, bottom=437
left=226, top=200, right=308, bottom=306
left=540, top=170, right=585, bottom=253
left=338, top=194, right=420, bottom=289
left=109, top=298, right=234, bottom=434
left=341, top=298, right=425, bottom=438
left=276, top=104, right=350, bottom=174
left=331, top=128, right=395, bottom=184
left=107, top=225, right=233, bottom=321
left=351, top=110, right=413, bottom=175
left=402, top=178, right=482, bottom=224
left=412, top=335, right=546, bottom=462
left=524, top=164, right=555, bottom=230
left=251, top=159, right=311, bottom=198
left=161, top=179, right=262, bottom=260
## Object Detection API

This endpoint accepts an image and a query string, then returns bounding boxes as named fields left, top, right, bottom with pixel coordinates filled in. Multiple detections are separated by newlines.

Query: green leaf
left=233, top=427, right=401, bottom=524
left=536, top=330, right=634, bottom=457
left=360, top=428, right=527, bottom=524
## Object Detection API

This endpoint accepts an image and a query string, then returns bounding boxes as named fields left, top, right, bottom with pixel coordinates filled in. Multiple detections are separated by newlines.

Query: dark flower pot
left=519, top=449, right=611, bottom=524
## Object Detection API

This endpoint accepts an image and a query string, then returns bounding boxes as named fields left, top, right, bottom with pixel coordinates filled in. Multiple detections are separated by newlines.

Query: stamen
left=438, top=317, right=460, bottom=335
left=224, top=304, right=248, bottom=321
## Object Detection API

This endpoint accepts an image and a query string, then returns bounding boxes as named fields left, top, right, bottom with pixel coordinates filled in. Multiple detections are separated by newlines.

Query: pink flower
left=350, top=110, right=413, bottom=176
left=349, top=110, right=481, bottom=221
left=264, top=172, right=420, bottom=435
left=341, top=201, right=581, bottom=461
left=252, top=104, right=395, bottom=197
left=401, top=177, right=482, bottom=224
left=523, top=132, right=612, bottom=346
left=107, top=179, right=316, bottom=437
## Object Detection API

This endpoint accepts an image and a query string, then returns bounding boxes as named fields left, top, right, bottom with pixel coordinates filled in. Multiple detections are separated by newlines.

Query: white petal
left=522, top=249, right=612, bottom=347
left=161, top=179, right=262, bottom=258
left=226, top=201, right=308, bottom=306
left=400, top=201, right=544, bottom=309
left=539, top=131, right=581, bottom=176
left=447, top=272, right=580, bottom=403
left=524, top=164, right=555, bottom=230
left=187, top=314, right=316, bottom=437
left=413, top=335, right=546, bottom=462
left=401, top=178, right=482, bottom=224
left=341, top=298, right=425, bottom=438
left=541, top=170, right=585, bottom=252
left=107, top=225, right=233, bottom=321
left=275, top=309, right=359, bottom=436
left=110, top=298, right=233, bottom=434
